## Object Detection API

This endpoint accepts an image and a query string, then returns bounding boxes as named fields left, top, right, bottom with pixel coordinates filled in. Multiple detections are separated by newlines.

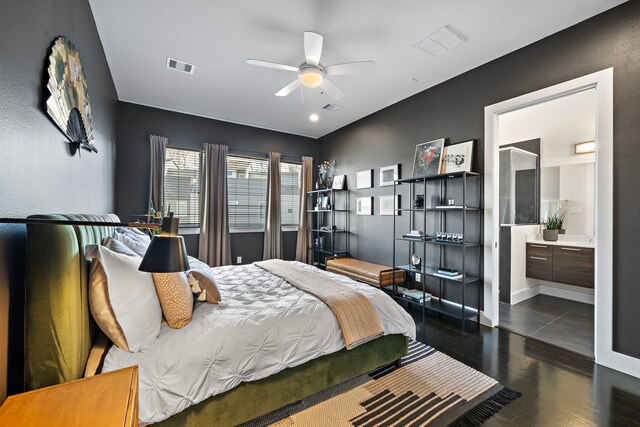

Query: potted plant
left=557, top=211, right=567, bottom=234
left=542, top=211, right=565, bottom=241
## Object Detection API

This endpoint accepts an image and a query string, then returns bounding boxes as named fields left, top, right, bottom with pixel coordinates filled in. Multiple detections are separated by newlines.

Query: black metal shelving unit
left=306, top=188, right=350, bottom=268
left=391, top=171, right=482, bottom=329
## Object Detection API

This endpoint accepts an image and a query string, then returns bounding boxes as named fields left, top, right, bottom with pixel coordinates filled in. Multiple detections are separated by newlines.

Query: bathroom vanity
left=526, top=240, right=594, bottom=288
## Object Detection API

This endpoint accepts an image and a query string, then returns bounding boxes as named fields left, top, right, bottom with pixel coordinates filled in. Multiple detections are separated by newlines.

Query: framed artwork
left=441, top=140, right=474, bottom=173
left=356, top=197, right=373, bottom=215
left=379, top=164, right=400, bottom=186
left=379, top=195, right=400, bottom=216
left=413, top=138, right=445, bottom=177
left=356, top=169, right=373, bottom=189
left=332, top=174, right=346, bottom=189
left=320, top=196, right=330, bottom=209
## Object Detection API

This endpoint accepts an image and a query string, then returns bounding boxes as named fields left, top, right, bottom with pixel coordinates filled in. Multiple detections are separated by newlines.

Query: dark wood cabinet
left=526, top=243, right=594, bottom=288
left=552, top=246, right=594, bottom=288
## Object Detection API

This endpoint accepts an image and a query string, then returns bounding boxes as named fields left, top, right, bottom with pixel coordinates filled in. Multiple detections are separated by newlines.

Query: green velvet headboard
left=24, top=214, right=120, bottom=390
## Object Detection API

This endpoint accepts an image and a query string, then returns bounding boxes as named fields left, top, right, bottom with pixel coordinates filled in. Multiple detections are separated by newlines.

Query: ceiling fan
left=247, top=31, right=375, bottom=100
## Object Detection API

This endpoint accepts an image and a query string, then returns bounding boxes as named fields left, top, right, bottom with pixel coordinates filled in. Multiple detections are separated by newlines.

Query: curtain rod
left=156, top=136, right=305, bottom=164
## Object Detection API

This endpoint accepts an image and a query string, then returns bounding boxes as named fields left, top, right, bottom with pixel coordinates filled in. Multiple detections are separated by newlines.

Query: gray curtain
left=149, top=135, right=168, bottom=214
left=296, top=156, right=313, bottom=262
left=199, top=143, right=232, bottom=267
left=263, top=152, right=282, bottom=260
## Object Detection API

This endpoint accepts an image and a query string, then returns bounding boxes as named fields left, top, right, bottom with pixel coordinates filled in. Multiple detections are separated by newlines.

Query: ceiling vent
left=166, top=57, right=195, bottom=74
left=414, top=26, right=467, bottom=57
left=322, top=103, right=342, bottom=112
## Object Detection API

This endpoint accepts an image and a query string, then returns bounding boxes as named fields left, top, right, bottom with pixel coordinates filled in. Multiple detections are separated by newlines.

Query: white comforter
left=101, top=261, right=416, bottom=424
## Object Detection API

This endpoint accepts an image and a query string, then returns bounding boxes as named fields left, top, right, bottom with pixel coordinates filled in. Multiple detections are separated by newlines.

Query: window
left=227, top=155, right=302, bottom=230
left=281, top=162, right=302, bottom=227
left=164, top=148, right=202, bottom=227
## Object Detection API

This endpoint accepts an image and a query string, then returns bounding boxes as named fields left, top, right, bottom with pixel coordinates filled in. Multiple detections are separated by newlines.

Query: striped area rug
left=242, top=340, right=520, bottom=427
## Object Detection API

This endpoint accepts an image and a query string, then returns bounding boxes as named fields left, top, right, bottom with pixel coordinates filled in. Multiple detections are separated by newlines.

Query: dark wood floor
left=499, top=294, right=594, bottom=357
left=409, top=309, right=640, bottom=426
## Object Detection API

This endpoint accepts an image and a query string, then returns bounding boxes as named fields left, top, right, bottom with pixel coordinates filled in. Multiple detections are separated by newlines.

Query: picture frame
left=441, top=140, right=474, bottom=173
left=332, top=174, right=346, bottom=190
left=379, top=164, right=400, bottom=186
left=356, top=197, right=373, bottom=215
left=379, top=195, right=400, bottom=216
left=412, top=138, right=445, bottom=178
left=320, top=196, right=330, bottom=209
left=356, top=169, right=373, bottom=189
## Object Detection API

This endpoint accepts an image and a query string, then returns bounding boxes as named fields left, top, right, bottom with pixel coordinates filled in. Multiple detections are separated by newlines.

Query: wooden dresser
left=526, top=242, right=594, bottom=288
left=0, top=366, right=138, bottom=427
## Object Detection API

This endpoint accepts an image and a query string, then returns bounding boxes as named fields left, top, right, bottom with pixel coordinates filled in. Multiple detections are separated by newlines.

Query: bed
left=23, top=214, right=414, bottom=426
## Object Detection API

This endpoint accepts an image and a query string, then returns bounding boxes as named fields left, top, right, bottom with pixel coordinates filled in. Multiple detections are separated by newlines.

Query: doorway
left=482, top=69, right=640, bottom=379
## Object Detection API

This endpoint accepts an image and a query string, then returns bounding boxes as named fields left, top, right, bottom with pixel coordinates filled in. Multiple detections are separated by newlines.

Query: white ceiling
left=89, top=0, right=626, bottom=139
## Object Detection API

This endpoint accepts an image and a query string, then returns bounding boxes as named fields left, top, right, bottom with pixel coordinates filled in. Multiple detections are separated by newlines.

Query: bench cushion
left=326, top=258, right=405, bottom=287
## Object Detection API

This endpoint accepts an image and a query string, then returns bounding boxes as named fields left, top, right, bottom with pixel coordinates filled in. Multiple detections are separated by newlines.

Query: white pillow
left=116, top=227, right=151, bottom=244
left=86, top=244, right=162, bottom=352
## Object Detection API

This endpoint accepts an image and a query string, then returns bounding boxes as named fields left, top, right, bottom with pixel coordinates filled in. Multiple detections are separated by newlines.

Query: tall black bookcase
left=306, top=188, right=350, bottom=268
left=391, top=171, right=482, bottom=329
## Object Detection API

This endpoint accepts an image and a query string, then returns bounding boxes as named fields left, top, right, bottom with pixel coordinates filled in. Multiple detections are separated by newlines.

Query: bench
left=326, top=257, right=405, bottom=288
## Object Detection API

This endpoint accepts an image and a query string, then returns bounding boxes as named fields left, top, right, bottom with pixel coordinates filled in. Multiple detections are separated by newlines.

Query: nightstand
left=0, top=366, right=138, bottom=427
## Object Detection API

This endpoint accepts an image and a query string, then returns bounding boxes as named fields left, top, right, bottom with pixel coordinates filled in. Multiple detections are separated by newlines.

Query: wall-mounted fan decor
left=46, top=37, right=97, bottom=154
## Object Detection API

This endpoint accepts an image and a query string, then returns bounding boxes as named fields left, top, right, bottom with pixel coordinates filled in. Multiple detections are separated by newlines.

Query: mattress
left=101, top=261, right=416, bottom=424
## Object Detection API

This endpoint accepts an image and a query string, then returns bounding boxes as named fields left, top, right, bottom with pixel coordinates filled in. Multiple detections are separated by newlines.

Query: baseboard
left=539, top=282, right=594, bottom=304
left=510, top=286, right=540, bottom=305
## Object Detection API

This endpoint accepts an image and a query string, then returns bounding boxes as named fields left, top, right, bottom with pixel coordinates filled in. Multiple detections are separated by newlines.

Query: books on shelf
left=433, top=272, right=464, bottom=280
left=402, top=234, right=425, bottom=240
left=401, top=289, right=432, bottom=303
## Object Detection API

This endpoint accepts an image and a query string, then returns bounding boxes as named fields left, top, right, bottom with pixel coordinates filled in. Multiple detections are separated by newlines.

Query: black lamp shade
left=138, top=235, right=190, bottom=273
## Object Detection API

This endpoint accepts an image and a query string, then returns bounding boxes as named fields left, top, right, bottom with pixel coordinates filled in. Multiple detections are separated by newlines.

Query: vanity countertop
left=526, top=239, right=595, bottom=248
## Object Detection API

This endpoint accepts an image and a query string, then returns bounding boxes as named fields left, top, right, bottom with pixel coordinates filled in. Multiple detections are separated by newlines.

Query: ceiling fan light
left=299, top=68, right=324, bottom=88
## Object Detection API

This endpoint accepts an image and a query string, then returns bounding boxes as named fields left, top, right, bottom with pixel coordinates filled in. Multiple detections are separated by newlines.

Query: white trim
left=510, top=285, right=540, bottom=305
left=538, top=283, right=594, bottom=305
left=230, top=226, right=299, bottom=234
left=485, top=69, right=640, bottom=378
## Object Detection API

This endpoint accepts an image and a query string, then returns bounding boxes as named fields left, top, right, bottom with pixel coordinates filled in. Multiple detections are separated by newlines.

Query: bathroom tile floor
left=499, top=294, right=594, bottom=358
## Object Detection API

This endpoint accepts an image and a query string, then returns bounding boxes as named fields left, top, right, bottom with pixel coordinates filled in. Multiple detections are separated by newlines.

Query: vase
left=543, top=229, right=559, bottom=241
left=316, top=172, right=327, bottom=189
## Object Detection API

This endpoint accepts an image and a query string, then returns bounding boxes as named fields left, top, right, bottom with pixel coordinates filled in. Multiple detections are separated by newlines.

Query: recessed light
left=309, top=113, right=319, bottom=122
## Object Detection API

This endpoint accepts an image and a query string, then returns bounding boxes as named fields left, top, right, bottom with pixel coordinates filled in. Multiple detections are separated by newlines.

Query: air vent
left=166, top=57, right=196, bottom=74
left=322, top=103, right=342, bottom=112
left=414, top=26, right=467, bottom=57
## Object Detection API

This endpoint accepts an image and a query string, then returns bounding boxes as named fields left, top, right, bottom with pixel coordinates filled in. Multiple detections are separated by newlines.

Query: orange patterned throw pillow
left=152, top=273, right=194, bottom=329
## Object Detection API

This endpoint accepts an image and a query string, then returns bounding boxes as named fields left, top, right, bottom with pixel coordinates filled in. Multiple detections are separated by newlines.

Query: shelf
left=311, top=248, right=349, bottom=255
left=307, top=188, right=347, bottom=194
left=391, top=295, right=478, bottom=319
left=425, top=206, right=480, bottom=211
left=306, top=209, right=350, bottom=213
left=395, top=171, right=479, bottom=184
left=394, top=265, right=480, bottom=284
left=308, top=228, right=349, bottom=234
left=428, top=240, right=480, bottom=247
left=394, top=237, right=432, bottom=243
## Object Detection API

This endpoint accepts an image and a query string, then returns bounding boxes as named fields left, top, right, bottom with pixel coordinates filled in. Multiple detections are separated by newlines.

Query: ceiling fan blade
left=325, top=61, right=376, bottom=76
left=275, top=79, right=301, bottom=97
left=246, top=59, right=299, bottom=72
left=304, top=31, right=323, bottom=66
left=321, top=78, right=345, bottom=100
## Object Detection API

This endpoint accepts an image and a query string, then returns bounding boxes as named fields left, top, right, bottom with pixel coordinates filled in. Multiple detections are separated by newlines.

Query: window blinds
left=164, top=148, right=203, bottom=227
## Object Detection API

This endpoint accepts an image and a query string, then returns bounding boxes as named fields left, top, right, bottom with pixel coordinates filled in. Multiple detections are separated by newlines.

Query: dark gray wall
left=320, top=2, right=640, bottom=358
left=0, top=0, right=118, bottom=401
left=115, top=102, right=320, bottom=263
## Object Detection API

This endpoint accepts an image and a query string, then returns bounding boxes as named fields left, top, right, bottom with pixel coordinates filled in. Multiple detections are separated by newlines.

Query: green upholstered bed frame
left=24, top=214, right=408, bottom=426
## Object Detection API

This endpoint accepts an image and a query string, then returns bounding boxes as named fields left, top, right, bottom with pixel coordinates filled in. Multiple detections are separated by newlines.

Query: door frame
left=483, top=68, right=640, bottom=378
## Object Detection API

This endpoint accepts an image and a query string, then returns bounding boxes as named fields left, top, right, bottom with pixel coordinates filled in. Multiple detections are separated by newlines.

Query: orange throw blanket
left=256, top=260, right=384, bottom=349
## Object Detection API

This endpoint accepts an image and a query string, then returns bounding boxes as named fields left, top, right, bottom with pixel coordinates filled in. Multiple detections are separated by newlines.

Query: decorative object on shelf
left=402, top=230, right=426, bottom=241
left=379, top=164, right=400, bottom=186
left=320, top=196, right=330, bottom=209
left=441, top=140, right=474, bottom=173
left=436, top=232, right=464, bottom=243
left=45, top=36, right=97, bottom=154
left=413, top=194, right=424, bottom=208
left=412, top=138, right=445, bottom=177
left=356, top=169, right=373, bottom=189
left=379, top=195, right=400, bottom=216
left=356, top=197, right=373, bottom=215
left=332, top=174, right=346, bottom=189
left=411, top=254, right=422, bottom=270
left=401, top=288, right=430, bottom=303
left=434, top=267, right=463, bottom=280
left=316, top=160, right=334, bottom=189
left=314, top=236, right=325, bottom=249
left=542, top=210, right=565, bottom=241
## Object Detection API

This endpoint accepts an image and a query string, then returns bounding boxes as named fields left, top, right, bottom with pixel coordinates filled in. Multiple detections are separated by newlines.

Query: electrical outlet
left=415, top=273, right=421, bottom=281
left=236, top=256, right=242, bottom=264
